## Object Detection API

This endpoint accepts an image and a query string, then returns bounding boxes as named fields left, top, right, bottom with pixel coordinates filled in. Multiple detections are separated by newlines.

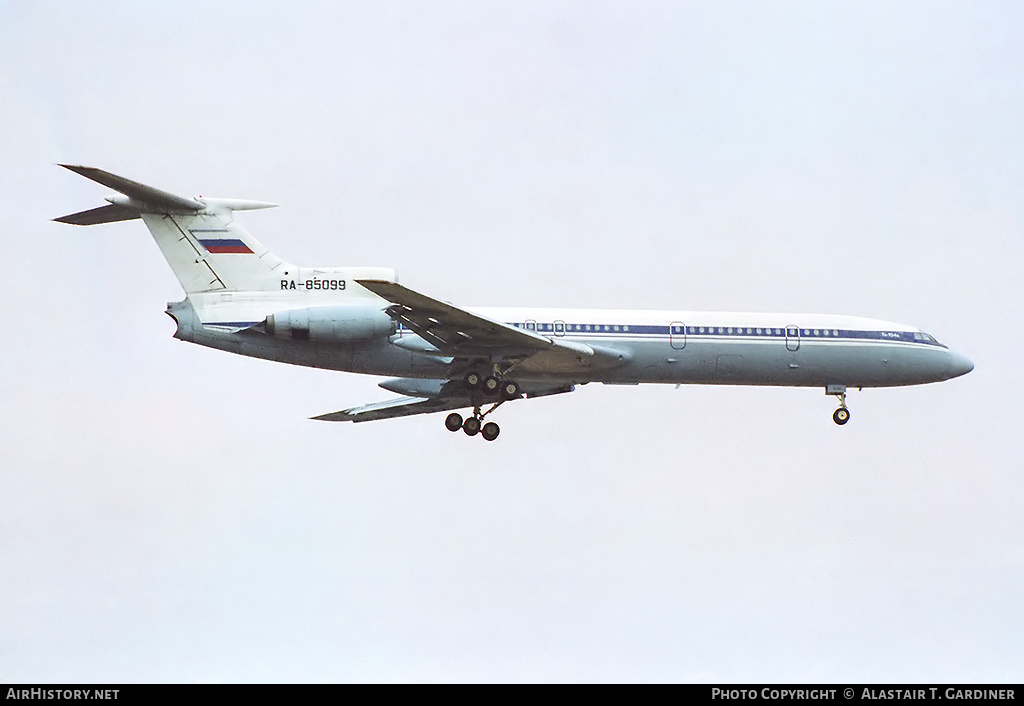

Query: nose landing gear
left=827, top=384, right=851, bottom=425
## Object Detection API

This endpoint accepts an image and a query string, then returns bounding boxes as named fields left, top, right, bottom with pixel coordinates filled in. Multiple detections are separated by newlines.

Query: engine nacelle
left=263, top=305, right=395, bottom=342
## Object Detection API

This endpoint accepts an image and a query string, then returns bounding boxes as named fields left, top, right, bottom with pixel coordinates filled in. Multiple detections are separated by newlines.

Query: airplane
left=55, top=165, right=974, bottom=441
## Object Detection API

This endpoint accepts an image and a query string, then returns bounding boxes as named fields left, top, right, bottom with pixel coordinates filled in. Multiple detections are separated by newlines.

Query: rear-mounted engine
left=262, top=305, right=395, bottom=342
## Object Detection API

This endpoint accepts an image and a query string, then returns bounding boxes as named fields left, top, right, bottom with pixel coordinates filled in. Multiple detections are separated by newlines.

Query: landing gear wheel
left=481, top=422, right=500, bottom=441
left=445, top=412, right=464, bottom=432
left=826, top=385, right=851, bottom=426
left=482, top=375, right=502, bottom=397
left=463, top=371, right=482, bottom=390
left=462, top=416, right=481, bottom=436
left=500, top=380, right=520, bottom=400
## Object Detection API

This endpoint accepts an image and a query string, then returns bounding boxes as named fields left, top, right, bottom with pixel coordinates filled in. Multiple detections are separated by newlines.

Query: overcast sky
left=1, top=0, right=1022, bottom=682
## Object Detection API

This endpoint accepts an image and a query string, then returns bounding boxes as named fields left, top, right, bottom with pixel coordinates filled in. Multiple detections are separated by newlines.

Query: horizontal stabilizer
left=54, top=200, right=140, bottom=225
left=58, top=164, right=203, bottom=212
left=53, top=203, right=141, bottom=226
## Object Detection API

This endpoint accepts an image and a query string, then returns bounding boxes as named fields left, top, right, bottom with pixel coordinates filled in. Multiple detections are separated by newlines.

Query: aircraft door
left=786, top=325, right=800, bottom=351
left=670, top=321, right=686, bottom=350
left=554, top=320, right=566, bottom=337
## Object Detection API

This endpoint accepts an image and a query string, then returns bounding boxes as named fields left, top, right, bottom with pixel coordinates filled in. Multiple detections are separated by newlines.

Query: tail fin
left=55, top=165, right=292, bottom=293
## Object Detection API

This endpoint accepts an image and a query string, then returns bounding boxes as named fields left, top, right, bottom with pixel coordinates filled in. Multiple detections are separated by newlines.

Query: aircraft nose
left=947, top=350, right=974, bottom=378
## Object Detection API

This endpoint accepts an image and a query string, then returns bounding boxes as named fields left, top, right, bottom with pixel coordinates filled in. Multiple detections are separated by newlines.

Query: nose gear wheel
left=827, top=385, right=851, bottom=425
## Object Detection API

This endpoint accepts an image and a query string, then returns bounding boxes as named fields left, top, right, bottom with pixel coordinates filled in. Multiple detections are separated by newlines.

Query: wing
left=317, top=282, right=625, bottom=424
left=312, top=395, right=472, bottom=422
left=356, top=279, right=553, bottom=355
left=356, top=280, right=626, bottom=373
left=313, top=379, right=575, bottom=423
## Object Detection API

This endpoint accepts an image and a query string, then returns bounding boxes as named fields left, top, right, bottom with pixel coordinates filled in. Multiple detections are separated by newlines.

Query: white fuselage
left=170, top=297, right=973, bottom=390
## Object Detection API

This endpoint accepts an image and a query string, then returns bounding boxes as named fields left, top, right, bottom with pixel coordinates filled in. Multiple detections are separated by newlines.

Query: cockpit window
left=913, top=332, right=947, bottom=348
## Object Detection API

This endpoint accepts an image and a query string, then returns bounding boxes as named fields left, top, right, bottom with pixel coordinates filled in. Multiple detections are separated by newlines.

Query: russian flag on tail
left=198, top=238, right=253, bottom=254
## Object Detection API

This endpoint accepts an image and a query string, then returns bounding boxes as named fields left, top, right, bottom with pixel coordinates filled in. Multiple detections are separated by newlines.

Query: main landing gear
left=462, top=368, right=520, bottom=401
left=827, top=384, right=851, bottom=425
left=448, top=363, right=522, bottom=440
left=445, top=404, right=503, bottom=442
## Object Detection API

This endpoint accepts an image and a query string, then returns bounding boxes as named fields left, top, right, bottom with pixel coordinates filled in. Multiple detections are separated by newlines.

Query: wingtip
left=310, top=411, right=353, bottom=422
left=56, top=164, right=107, bottom=180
